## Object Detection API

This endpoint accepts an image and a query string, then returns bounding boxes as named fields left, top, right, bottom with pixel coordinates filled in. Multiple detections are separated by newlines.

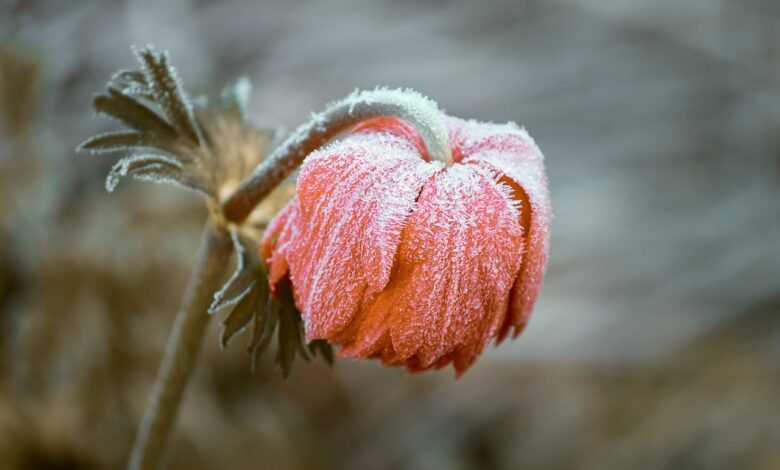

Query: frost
left=78, top=131, right=148, bottom=154
left=105, top=153, right=183, bottom=192
left=133, top=45, right=204, bottom=146
left=338, top=87, right=452, bottom=163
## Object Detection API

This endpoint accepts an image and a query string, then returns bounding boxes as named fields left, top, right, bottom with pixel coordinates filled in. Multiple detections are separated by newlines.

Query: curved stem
left=128, top=221, right=232, bottom=470
left=222, top=88, right=450, bottom=223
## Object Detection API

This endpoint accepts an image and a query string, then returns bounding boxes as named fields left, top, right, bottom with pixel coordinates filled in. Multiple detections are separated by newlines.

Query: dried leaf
left=78, top=130, right=163, bottom=154
left=93, top=88, right=177, bottom=137
left=105, top=153, right=182, bottom=192
left=134, top=46, right=202, bottom=145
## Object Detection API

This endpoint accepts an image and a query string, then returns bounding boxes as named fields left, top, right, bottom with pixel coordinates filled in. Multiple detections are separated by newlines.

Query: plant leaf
left=134, top=46, right=202, bottom=145
left=275, top=300, right=298, bottom=378
left=210, top=230, right=253, bottom=313
left=105, top=153, right=182, bottom=192
left=250, top=296, right=278, bottom=372
left=78, top=130, right=162, bottom=154
left=210, top=230, right=270, bottom=312
left=93, top=88, right=177, bottom=137
left=308, top=340, right=334, bottom=365
left=220, top=287, right=258, bottom=349
left=274, top=281, right=310, bottom=377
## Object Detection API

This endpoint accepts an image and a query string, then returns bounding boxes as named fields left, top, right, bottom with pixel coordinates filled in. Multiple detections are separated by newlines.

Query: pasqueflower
left=261, top=115, right=551, bottom=375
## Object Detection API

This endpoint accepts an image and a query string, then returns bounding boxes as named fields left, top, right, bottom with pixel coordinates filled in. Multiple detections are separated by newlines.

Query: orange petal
left=260, top=201, right=298, bottom=292
left=340, top=163, right=524, bottom=375
left=449, top=117, right=552, bottom=340
left=283, top=131, right=440, bottom=340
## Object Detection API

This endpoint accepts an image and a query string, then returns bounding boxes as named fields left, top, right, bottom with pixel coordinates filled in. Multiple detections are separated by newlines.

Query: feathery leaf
left=93, top=88, right=176, bottom=136
left=275, top=300, right=298, bottom=378
left=78, top=130, right=161, bottom=154
left=210, top=230, right=255, bottom=313
left=134, top=46, right=202, bottom=145
left=105, top=153, right=182, bottom=192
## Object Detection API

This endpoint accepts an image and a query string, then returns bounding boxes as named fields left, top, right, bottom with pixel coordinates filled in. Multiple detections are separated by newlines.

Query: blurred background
left=1, top=0, right=779, bottom=468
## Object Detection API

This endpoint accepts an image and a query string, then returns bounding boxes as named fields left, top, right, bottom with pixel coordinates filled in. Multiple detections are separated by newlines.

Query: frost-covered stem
left=128, top=222, right=232, bottom=470
left=222, top=88, right=451, bottom=223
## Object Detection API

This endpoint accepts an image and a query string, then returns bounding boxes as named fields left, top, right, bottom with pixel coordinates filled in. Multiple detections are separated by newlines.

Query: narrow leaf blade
left=135, top=46, right=202, bottom=145
left=93, top=88, right=176, bottom=136
left=220, top=288, right=258, bottom=349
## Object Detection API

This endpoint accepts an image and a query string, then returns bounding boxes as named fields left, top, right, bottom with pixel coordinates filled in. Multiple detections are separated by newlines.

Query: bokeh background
left=1, top=0, right=779, bottom=469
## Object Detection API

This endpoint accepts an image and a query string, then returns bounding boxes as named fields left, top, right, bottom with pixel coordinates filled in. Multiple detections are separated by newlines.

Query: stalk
left=128, top=221, right=232, bottom=470
left=222, top=88, right=451, bottom=223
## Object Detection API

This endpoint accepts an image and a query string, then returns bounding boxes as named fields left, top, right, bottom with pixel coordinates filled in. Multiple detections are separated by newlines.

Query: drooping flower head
left=261, top=114, right=551, bottom=376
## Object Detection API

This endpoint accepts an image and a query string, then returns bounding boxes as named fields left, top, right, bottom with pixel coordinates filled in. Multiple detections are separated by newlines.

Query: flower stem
left=128, top=221, right=232, bottom=470
left=222, top=88, right=450, bottom=223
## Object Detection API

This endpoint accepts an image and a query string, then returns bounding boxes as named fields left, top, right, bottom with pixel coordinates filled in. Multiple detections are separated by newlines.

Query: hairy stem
left=222, top=88, right=450, bottom=223
left=128, top=222, right=232, bottom=470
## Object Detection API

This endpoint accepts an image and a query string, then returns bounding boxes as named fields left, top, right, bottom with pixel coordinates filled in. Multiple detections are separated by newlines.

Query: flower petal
left=284, top=132, right=440, bottom=340
left=339, top=163, right=524, bottom=375
left=449, top=117, right=552, bottom=340
left=260, top=201, right=298, bottom=290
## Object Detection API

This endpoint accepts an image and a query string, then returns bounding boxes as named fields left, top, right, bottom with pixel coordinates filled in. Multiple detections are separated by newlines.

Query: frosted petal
left=449, top=117, right=552, bottom=339
left=339, top=163, right=524, bottom=375
left=261, top=201, right=298, bottom=289
left=281, top=132, right=440, bottom=339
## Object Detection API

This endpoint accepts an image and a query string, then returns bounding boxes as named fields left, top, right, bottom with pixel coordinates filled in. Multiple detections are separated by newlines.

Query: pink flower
left=261, top=115, right=551, bottom=375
